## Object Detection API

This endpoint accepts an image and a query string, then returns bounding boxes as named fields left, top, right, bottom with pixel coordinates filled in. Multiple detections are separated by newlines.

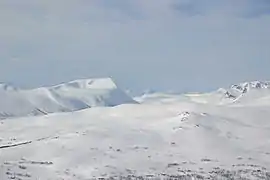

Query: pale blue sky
left=0, top=0, right=270, bottom=94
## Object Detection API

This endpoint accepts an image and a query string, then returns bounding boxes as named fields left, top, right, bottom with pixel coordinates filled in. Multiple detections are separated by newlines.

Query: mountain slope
left=1, top=97, right=270, bottom=179
left=1, top=80, right=270, bottom=179
left=0, top=78, right=137, bottom=119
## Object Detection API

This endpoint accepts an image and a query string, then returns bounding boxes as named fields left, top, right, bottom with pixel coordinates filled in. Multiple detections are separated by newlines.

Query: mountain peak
left=0, top=77, right=136, bottom=119
left=218, top=80, right=270, bottom=101
left=230, top=81, right=270, bottom=93
left=52, top=78, right=117, bottom=90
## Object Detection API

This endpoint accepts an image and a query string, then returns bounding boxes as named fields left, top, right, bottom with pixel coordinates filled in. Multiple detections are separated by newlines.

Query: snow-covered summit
left=219, top=81, right=270, bottom=99
left=212, top=80, right=270, bottom=106
left=0, top=78, right=137, bottom=119
left=136, top=80, right=270, bottom=106
left=230, top=81, right=270, bottom=93
left=52, top=78, right=117, bottom=90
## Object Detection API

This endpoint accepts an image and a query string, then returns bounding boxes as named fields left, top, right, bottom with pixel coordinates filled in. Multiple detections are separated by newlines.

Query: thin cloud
left=171, top=0, right=270, bottom=18
left=0, top=0, right=269, bottom=93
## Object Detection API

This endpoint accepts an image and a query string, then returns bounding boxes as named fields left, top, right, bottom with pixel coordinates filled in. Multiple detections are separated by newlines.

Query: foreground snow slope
left=0, top=78, right=136, bottom=119
left=1, top=93, right=270, bottom=179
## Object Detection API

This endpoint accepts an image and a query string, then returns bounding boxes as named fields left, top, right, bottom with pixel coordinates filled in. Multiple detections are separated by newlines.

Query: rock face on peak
left=0, top=78, right=137, bottom=119
left=230, top=81, right=270, bottom=93
left=217, top=81, right=270, bottom=104
left=135, top=80, right=270, bottom=106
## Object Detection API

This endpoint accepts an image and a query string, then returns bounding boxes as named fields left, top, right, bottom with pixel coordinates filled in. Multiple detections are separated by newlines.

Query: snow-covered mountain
left=215, top=81, right=270, bottom=105
left=0, top=78, right=137, bottom=119
left=2, top=79, right=270, bottom=119
left=134, top=81, right=270, bottom=107
left=1, top=79, right=270, bottom=179
left=220, top=81, right=270, bottom=98
left=1, top=86, right=270, bottom=179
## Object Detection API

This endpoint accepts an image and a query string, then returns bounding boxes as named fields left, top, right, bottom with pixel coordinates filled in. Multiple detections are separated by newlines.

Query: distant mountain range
left=1, top=79, right=270, bottom=119
left=0, top=78, right=137, bottom=119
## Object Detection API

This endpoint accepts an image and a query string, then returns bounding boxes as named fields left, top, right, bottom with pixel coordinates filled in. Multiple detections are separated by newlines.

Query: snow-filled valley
left=1, top=79, right=270, bottom=179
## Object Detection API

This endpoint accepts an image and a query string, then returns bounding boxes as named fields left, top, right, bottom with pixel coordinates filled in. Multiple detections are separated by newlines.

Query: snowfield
left=1, top=80, right=270, bottom=179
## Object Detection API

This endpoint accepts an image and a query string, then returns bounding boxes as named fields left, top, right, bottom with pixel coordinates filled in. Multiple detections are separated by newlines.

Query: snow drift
left=0, top=78, right=137, bottom=119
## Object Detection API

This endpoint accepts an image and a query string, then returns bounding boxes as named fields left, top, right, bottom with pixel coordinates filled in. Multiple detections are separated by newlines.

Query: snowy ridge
left=0, top=78, right=137, bottom=119
left=135, top=80, right=270, bottom=106
left=222, top=81, right=270, bottom=98
left=231, top=81, right=270, bottom=92
left=216, top=81, right=270, bottom=105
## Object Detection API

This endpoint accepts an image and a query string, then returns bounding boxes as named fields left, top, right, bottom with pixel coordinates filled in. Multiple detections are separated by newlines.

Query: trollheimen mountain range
left=0, top=78, right=136, bottom=119
left=1, top=78, right=270, bottom=119
left=1, top=78, right=270, bottom=179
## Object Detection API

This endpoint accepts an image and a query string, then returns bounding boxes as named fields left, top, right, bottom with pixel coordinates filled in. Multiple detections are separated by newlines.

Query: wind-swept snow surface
left=0, top=78, right=137, bottom=119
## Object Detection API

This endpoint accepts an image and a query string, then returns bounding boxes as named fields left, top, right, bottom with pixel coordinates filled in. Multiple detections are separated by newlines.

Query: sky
left=0, top=0, right=270, bottom=94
